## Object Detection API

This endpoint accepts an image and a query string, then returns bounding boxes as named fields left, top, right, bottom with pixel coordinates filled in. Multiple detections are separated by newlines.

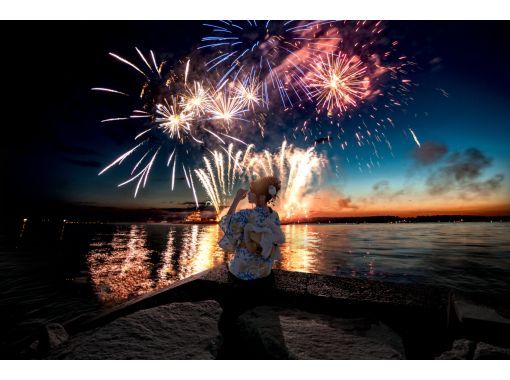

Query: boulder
left=436, top=339, right=475, bottom=359
left=37, top=323, right=69, bottom=352
left=47, top=300, right=222, bottom=359
left=236, top=306, right=404, bottom=359
left=473, top=342, right=510, bottom=360
left=46, top=324, right=69, bottom=348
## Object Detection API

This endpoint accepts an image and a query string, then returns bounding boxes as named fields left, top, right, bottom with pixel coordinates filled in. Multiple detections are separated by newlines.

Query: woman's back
left=219, top=206, right=284, bottom=280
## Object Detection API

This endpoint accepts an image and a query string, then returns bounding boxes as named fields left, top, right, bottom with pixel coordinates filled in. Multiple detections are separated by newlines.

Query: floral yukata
left=219, top=206, right=285, bottom=280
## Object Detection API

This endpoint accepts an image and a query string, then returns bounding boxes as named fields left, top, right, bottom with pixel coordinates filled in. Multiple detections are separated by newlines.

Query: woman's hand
left=235, top=188, right=248, bottom=201
left=227, top=188, right=247, bottom=215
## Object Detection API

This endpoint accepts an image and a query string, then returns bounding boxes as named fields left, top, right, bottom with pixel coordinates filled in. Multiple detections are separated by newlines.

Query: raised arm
left=227, top=188, right=248, bottom=215
left=219, top=189, right=249, bottom=252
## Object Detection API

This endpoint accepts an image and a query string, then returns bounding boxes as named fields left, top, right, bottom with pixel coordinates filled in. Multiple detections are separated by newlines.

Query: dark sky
left=1, top=21, right=509, bottom=218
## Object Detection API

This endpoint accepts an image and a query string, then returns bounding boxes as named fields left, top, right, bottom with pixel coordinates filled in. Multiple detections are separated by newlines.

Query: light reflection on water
left=85, top=222, right=510, bottom=305
left=278, top=224, right=318, bottom=273
left=87, top=224, right=226, bottom=304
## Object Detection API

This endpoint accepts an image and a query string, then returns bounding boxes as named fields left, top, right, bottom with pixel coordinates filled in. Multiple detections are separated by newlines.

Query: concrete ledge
left=64, top=266, right=454, bottom=332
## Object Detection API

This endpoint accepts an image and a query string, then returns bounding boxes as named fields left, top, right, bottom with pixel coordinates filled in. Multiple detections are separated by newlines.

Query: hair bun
left=250, top=176, right=281, bottom=205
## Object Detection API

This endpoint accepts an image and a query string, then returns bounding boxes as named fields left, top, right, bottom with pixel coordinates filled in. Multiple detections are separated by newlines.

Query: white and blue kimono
left=219, top=206, right=285, bottom=280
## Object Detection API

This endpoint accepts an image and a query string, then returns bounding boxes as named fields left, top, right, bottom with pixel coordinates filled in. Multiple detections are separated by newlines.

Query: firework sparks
left=117, top=147, right=161, bottom=198
left=95, top=52, right=254, bottom=198
left=307, top=52, right=369, bottom=116
left=91, top=87, right=129, bottom=96
left=200, top=20, right=341, bottom=108
left=96, top=48, right=269, bottom=198
left=206, top=87, right=248, bottom=126
left=200, top=20, right=415, bottom=170
left=98, top=140, right=147, bottom=176
left=234, top=74, right=262, bottom=110
left=294, top=21, right=416, bottom=171
left=246, top=141, right=328, bottom=220
left=194, top=143, right=252, bottom=215
left=109, top=52, right=149, bottom=79
left=155, top=96, right=194, bottom=141
left=96, top=22, right=416, bottom=204
left=195, top=140, right=328, bottom=221
left=180, top=80, right=211, bottom=116
left=409, top=128, right=421, bottom=147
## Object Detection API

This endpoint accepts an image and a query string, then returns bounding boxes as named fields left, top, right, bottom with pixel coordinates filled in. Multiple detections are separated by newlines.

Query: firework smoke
left=246, top=141, right=328, bottom=220
left=95, top=21, right=417, bottom=203
left=199, top=20, right=343, bottom=108
left=95, top=51, right=266, bottom=199
left=194, top=143, right=254, bottom=215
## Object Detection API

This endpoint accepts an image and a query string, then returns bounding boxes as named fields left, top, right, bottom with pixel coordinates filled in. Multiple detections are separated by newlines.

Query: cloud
left=56, top=143, right=97, bottom=156
left=373, top=180, right=390, bottom=194
left=180, top=201, right=209, bottom=207
left=64, top=158, right=102, bottom=168
left=370, top=180, right=407, bottom=201
left=303, top=188, right=358, bottom=216
left=336, top=196, right=357, bottom=210
left=464, top=174, right=505, bottom=197
left=57, top=143, right=101, bottom=168
left=412, top=142, right=448, bottom=165
left=312, top=188, right=358, bottom=211
left=314, top=136, right=332, bottom=146
left=425, top=148, right=504, bottom=196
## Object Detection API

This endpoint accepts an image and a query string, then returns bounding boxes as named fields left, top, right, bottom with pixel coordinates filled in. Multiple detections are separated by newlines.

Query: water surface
left=2, top=222, right=509, bottom=354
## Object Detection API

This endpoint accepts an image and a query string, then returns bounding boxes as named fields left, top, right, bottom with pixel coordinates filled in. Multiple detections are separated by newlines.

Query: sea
left=1, top=221, right=509, bottom=355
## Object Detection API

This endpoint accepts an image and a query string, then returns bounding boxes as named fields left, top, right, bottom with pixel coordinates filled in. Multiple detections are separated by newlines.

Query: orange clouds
left=299, top=181, right=510, bottom=218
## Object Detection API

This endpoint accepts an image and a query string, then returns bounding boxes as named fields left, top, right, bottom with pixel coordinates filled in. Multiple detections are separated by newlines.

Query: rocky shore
left=22, top=266, right=510, bottom=359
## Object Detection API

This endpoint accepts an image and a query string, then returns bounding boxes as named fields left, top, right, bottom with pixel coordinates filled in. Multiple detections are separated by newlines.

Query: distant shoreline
left=280, top=215, right=510, bottom=224
left=9, top=214, right=510, bottom=227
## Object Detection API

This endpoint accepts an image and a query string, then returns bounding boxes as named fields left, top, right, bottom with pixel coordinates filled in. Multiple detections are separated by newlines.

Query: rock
left=29, top=340, right=40, bottom=351
left=436, top=339, right=475, bottom=359
left=454, top=297, right=510, bottom=325
left=236, top=306, right=404, bottom=359
left=473, top=342, right=510, bottom=360
left=47, top=300, right=222, bottom=359
left=38, top=323, right=69, bottom=352
left=26, top=340, right=40, bottom=357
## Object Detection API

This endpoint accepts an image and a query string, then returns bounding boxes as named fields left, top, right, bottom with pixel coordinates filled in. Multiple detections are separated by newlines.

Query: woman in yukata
left=217, top=176, right=286, bottom=357
left=218, top=175, right=285, bottom=280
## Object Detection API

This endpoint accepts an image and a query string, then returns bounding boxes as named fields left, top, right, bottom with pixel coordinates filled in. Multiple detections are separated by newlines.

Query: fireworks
left=194, top=143, right=254, bottom=215
left=294, top=21, right=415, bottom=171
left=246, top=141, right=328, bottom=220
left=180, top=80, right=210, bottom=116
left=234, top=73, right=262, bottom=110
left=95, top=21, right=418, bottom=207
left=200, top=20, right=342, bottom=108
left=194, top=140, right=327, bottom=221
left=95, top=55, right=208, bottom=201
left=206, top=87, right=248, bottom=126
left=155, top=96, right=194, bottom=141
left=307, top=52, right=370, bottom=116
left=95, top=50, right=264, bottom=200
left=199, top=20, right=417, bottom=160
left=409, top=128, right=421, bottom=148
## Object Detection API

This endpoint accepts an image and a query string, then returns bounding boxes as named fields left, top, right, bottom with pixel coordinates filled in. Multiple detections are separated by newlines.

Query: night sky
left=2, top=21, right=509, bottom=218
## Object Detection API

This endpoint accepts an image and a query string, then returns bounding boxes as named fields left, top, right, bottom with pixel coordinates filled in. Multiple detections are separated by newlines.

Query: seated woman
left=217, top=176, right=286, bottom=357
left=219, top=176, right=285, bottom=280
